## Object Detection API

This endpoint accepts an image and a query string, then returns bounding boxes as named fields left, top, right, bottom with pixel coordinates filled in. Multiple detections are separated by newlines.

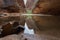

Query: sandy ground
left=0, top=33, right=60, bottom=40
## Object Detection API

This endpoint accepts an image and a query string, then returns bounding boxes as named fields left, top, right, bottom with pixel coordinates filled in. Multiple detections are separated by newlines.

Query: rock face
left=0, top=0, right=25, bottom=26
left=0, top=0, right=4, bottom=7
left=32, top=0, right=60, bottom=15
left=0, top=22, right=25, bottom=38
left=0, top=0, right=26, bottom=38
left=0, top=0, right=25, bottom=13
left=32, top=0, right=60, bottom=34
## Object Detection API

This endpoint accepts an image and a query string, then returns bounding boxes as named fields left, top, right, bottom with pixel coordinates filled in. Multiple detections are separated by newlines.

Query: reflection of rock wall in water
left=32, top=0, right=60, bottom=34
left=0, top=16, right=25, bottom=26
left=0, top=0, right=26, bottom=26
left=33, top=16, right=60, bottom=30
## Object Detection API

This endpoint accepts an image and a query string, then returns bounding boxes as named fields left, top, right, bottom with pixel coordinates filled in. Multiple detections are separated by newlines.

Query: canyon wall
left=32, top=0, right=60, bottom=34
left=0, top=0, right=26, bottom=26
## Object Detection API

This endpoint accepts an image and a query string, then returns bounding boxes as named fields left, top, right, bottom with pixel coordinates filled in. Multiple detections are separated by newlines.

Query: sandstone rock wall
left=0, top=0, right=25, bottom=13
left=32, top=0, right=60, bottom=33
left=0, top=0, right=26, bottom=26
left=32, top=0, right=60, bottom=15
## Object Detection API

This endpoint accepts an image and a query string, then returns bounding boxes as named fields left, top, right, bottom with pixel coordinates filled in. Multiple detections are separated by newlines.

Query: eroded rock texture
left=32, top=0, right=60, bottom=38
left=32, top=0, right=60, bottom=30
left=0, top=21, right=25, bottom=38
left=0, top=0, right=26, bottom=26
left=32, top=0, right=60, bottom=15
left=0, top=0, right=25, bottom=13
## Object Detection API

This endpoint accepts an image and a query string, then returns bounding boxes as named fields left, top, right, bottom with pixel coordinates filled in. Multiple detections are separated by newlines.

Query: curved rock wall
left=32, top=0, right=60, bottom=33
left=32, top=0, right=60, bottom=15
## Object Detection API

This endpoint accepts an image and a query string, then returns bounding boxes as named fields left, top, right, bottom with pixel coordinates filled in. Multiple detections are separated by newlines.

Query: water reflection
left=24, top=23, right=34, bottom=34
